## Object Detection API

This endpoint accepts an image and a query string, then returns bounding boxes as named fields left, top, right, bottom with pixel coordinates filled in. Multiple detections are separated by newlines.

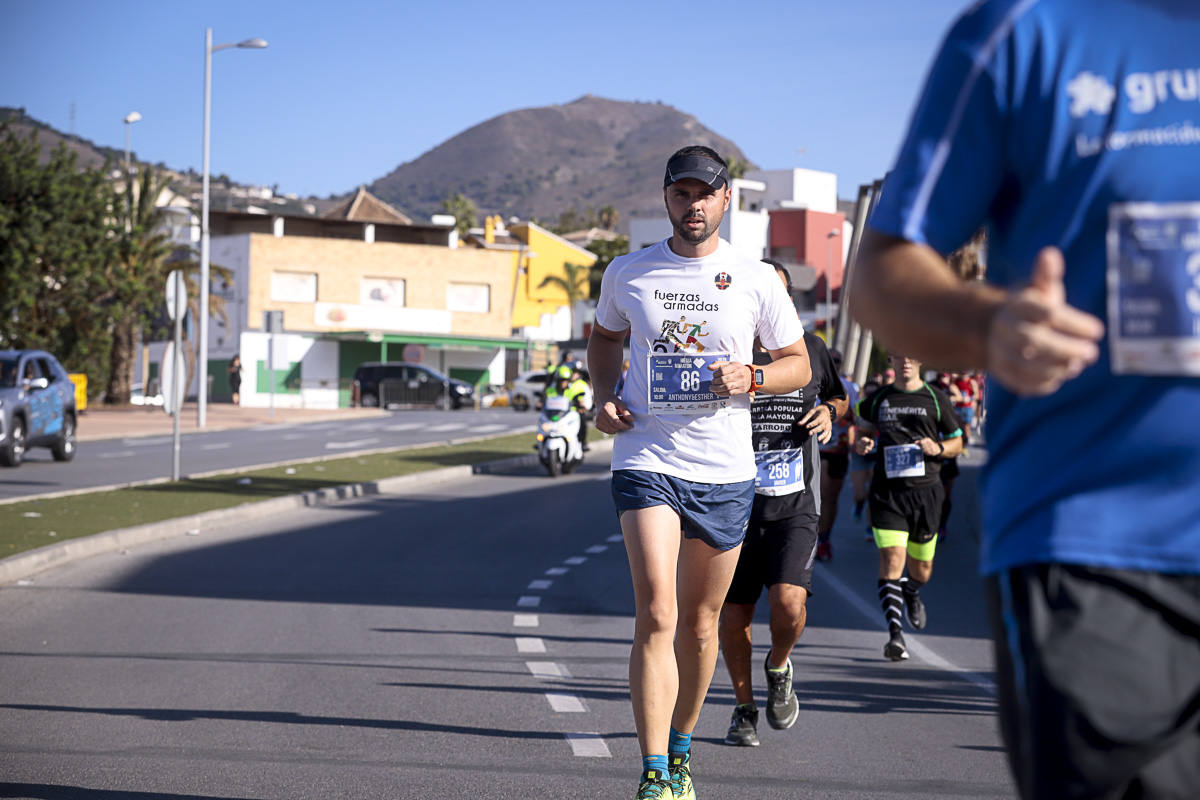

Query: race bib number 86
left=647, top=353, right=730, bottom=414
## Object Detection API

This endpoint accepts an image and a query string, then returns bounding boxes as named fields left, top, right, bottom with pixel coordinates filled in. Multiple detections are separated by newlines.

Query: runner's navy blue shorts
left=611, top=469, right=754, bottom=551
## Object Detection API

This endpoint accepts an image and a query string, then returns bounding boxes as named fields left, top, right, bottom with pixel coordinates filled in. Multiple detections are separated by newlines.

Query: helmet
left=570, top=359, right=584, bottom=373
left=555, top=365, right=572, bottom=380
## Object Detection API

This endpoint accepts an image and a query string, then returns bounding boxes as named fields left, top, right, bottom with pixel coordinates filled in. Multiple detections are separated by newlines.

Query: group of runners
left=586, top=3, right=1199, bottom=798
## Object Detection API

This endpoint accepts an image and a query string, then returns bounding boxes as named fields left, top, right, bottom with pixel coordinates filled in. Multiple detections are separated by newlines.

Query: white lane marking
left=545, top=567, right=568, bottom=576
left=99, top=451, right=136, bottom=459
left=565, top=733, right=611, bottom=757
left=585, top=545, right=607, bottom=554
left=427, top=423, right=465, bottom=432
left=201, top=442, right=232, bottom=451
left=815, top=566, right=996, bottom=694
left=517, top=596, right=541, bottom=608
left=344, top=422, right=379, bottom=431
left=564, top=557, right=587, bottom=565
left=526, top=661, right=564, bottom=679
left=123, top=437, right=173, bottom=447
left=606, top=534, right=623, bottom=543
left=527, top=579, right=552, bottom=590
left=474, top=424, right=507, bottom=433
left=546, top=693, right=586, bottom=713
left=516, top=637, right=546, bottom=653
left=282, top=433, right=307, bottom=440
left=324, top=438, right=380, bottom=450
left=383, top=423, right=422, bottom=432
left=513, top=614, right=539, bottom=627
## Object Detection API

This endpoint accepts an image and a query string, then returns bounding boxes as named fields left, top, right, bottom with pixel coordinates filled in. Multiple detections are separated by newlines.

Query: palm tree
left=105, top=167, right=174, bottom=403
left=597, top=204, right=620, bottom=231
left=726, top=155, right=748, bottom=180
left=538, top=262, right=591, bottom=337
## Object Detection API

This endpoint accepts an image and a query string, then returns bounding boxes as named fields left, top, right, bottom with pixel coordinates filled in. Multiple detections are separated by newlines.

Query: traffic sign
left=160, top=341, right=186, bottom=415
left=165, top=270, right=186, bottom=321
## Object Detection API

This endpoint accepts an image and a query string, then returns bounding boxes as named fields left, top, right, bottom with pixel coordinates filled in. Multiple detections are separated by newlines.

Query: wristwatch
left=747, top=365, right=765, bottom=390
left=823, top=401, right=838, bottom=419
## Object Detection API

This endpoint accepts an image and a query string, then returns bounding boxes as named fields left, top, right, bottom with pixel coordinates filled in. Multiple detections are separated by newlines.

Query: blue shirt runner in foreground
left=869, top=0, right=1200, bottom=577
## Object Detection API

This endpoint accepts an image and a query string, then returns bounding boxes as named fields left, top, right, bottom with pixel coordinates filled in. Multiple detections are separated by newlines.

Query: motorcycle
left=536, top=395, right=584, bottom=477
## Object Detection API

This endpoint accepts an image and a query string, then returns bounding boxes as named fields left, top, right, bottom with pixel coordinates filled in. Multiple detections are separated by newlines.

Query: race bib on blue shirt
left=884, top=443, right=925, bottom=479
left=1107, top=202, right=1200, bottom=376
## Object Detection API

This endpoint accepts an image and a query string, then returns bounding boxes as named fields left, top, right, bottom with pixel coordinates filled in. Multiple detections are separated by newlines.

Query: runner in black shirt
left=854, top=353, right=962, bottom=660
left=719, top=262, right=847, bottom=746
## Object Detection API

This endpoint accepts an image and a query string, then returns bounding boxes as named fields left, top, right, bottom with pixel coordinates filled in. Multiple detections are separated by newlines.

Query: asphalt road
left=0, top=408, right=536, bottom=502
left=0, top=452, right=1013, bottom=799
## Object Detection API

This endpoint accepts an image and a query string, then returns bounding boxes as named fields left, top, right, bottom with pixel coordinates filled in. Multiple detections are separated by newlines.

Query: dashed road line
left=564, top=556, right=587, bottom=565
left=606, top=534, right=623, bottom=543
left=513, top=614, right=539, bottom=627
left=98, top=451, right=135, bottom=459
left=545, top=693, right=586, bottom=713
left=517, top=595, right=541, bottom=608
left=526, top=661, right=565, bottom=679
left=516, top=637, right=546, bottom=653
left=325, top=438, right=380, bottom=450
left=527, top=579, right=552, bottom=590
left=545, top=567, right=568, bottom=576
left=426, top=423, right=465, bottom=433
left=565, top=733, right=611, bottom=757
left=201, top=442, right=232, bottom=451
left=585, top=545, right=607, bottom=554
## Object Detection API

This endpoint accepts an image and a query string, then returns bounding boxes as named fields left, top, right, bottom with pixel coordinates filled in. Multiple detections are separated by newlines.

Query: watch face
left=754, top=369, right=765, bottom=386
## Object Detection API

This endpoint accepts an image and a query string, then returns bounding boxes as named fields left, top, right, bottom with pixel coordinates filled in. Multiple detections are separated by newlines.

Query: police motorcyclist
left=542, top=364, right=590, bottom=451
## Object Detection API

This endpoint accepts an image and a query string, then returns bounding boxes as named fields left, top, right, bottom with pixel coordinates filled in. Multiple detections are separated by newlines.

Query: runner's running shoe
left=635, top=768, right=673, bottom=799
left=724, top=704, right=760, bottom=747
left=902, top=582, right=927, bottom=630
left=815, top=540, right=833, bottom=562
left=884, top=631, right=909, bottom=661
left=764, top=656, right=799, bottom=730
left=668, top=752, right=696, bottom=800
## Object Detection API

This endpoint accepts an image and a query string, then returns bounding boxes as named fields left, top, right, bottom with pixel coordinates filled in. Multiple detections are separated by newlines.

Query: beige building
left=169, top=195, right=534, bottom=409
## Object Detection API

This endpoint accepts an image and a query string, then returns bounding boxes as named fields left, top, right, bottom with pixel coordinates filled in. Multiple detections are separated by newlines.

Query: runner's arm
left=856, top=232, right=1104, bottom=396
left=587, top=322, right=633, bottom=433
left=710, top=337, right=811, bottom=397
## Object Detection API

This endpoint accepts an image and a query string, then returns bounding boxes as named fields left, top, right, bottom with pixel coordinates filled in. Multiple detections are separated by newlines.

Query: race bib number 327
left=647, top=353, right=729, bottom=414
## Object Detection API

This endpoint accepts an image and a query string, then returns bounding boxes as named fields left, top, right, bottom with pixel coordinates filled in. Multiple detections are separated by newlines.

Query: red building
left=768, top=208, right=845, bottom=309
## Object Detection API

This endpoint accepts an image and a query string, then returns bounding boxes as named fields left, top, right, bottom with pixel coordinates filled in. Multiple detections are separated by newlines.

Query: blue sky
left=1, top=0, right=967, bottom=205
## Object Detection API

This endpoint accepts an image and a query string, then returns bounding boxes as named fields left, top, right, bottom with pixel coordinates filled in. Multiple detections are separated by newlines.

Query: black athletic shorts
left=869, top=483, right=943, bottom=543
left=819, top=450, right=849, bottom=480
left=725, top=497, right=818, bottom=604
left=988, top=564, right=1200, bottom=800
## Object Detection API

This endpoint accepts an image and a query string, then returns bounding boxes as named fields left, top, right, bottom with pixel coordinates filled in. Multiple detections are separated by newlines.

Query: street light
left=123, top=111, right=141, bottom=176
left=199, top=29, right=268, bottom=427
left=826, top=228, right=839, bottom=342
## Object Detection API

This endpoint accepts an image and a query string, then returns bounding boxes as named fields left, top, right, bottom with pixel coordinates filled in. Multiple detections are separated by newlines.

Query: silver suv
left=0, top=350, right=77, bottom=467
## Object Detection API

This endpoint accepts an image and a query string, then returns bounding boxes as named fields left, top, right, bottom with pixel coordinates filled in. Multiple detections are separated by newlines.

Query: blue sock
left=642, top=754, right=669, bottom=776
left=668, top=726, right=692, bottom=755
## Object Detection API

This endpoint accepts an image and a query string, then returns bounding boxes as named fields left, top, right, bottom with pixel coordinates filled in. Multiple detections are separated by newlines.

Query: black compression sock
left=877, top=579, right=903, bottom=636
left=901, top=576, right=925, bottom=596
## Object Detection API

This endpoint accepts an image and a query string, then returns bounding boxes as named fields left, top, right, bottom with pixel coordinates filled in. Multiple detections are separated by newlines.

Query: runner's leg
left=622, top=505, right=683, bottom=758
left=718, top=602, right=756, bottom=706
left=672, top=534, right=743, bottom=736
left=766, top=583, right=808, bottom=667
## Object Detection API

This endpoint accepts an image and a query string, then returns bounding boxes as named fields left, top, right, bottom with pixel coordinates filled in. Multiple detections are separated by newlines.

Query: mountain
left=366, top=95, right=752, bottom=227
left=1, top=107, right=126, bottom=170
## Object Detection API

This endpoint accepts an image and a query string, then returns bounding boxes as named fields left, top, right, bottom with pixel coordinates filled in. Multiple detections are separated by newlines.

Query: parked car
left=508, top=367, right=591, bottom=412
left=351, top=362, right=474, bottom=409
left=0, top=349, right=78, bottom=466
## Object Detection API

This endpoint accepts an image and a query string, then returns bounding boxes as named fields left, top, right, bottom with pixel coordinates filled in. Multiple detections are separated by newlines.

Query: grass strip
left=1, top=430, right=547, bottom=558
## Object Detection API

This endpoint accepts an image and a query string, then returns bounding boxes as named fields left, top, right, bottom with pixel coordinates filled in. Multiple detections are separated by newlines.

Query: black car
left=352, top=362, right=474, bottom=409
left=0, top=349, right=78, bottom=467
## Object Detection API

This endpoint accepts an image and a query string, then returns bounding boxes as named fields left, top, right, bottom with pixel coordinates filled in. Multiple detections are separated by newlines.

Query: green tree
left=538, top=261, right=591, bottom=334
left=105, top=166, right=174, bottom=403
left=597, top=204, right=619, bottom=231
left=726, top=155, right=748, bottom=180
left=0, top=125, right=119, bottom=394
left=440, top=192, right=477, bottom=239
left=585, top=235, right=630, bottom=298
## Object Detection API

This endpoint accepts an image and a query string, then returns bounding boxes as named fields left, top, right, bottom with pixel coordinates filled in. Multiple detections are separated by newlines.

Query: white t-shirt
left=595, top=238, right=805, bottom=483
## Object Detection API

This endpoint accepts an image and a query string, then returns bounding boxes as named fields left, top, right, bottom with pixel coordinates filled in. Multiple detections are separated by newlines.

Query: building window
left=361, top=277, right=405, bottom=307
left=270, top=271, right=317, bottom=303
left=447, top=282, right=490, bottom=313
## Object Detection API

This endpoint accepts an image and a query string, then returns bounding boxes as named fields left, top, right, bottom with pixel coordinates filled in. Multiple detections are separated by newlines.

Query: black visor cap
left=663, top=155, right=729, bottom=190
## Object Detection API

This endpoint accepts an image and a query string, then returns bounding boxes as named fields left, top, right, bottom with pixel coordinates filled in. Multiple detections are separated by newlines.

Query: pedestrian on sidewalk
left=855, top=1, right=1200, bottom=795
left=589, top=145, right=811, bottom=800
left=228, top=355, right=242, bottom=405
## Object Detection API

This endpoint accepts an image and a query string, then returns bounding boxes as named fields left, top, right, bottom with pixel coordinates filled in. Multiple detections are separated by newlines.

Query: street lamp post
left=199, top=28, right=267, bottom=427
left=825, top=228, right=839, bottom=343
left=123, top=111, right=141, bottom=176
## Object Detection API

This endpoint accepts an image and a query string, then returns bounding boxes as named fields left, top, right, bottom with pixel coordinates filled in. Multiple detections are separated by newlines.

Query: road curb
left=0, top=437, right=613, bottom=586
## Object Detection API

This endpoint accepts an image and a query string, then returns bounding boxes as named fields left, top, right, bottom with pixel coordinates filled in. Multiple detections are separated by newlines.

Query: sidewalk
left=77, top=402, right=389, bottom=442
